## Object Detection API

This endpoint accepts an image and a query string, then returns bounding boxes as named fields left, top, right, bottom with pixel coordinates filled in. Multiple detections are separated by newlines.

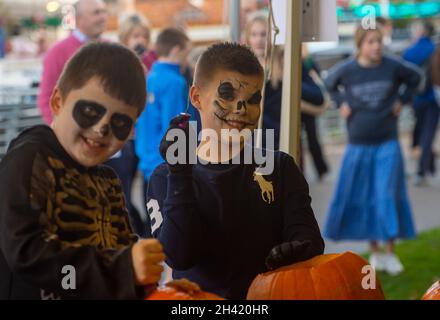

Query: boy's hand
left=340, top=102, right=352, bottom=119
left=392, top=101, right=403, bottom=117
left=159, top=113, right=194, bottom=174
left=131, top=239, right=166, bottom=286
left=265, top=240, right=312, bottom=271
left=166, top=278, right=201, bottom=295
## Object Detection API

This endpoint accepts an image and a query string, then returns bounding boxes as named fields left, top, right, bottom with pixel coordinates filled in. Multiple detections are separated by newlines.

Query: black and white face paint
left=72, top=100, right=134, bottom=141
left=213, top=78, right=262, bottom=127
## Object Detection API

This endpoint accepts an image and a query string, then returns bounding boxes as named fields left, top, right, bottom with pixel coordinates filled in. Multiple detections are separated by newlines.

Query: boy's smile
left=50, top=77, right=138, bottom=167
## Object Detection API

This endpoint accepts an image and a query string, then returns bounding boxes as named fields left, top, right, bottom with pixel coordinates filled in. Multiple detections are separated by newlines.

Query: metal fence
left=0, top=88, right=44, bottom=158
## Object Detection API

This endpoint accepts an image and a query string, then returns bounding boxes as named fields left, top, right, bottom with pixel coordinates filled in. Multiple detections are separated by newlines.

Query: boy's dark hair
left=194, top=42, right=264, bottom=86
left=155, top=27, right=189, bottom=58
left=57, top=42, right=147, bottom=114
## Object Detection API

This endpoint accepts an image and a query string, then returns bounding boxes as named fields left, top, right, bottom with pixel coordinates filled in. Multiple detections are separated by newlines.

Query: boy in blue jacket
left=135, top=28, right=191, bottom=185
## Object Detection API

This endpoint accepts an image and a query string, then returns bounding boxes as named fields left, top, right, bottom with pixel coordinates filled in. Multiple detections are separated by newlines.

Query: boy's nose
left=233, top=101, right=247, bottom=115
left=95, top=124, right=110, bottom=137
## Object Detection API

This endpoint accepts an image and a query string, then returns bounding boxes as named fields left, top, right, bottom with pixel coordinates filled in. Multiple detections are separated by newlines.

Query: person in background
left=0, top=18, right=6, bottom=59
left=37, top=0, right=108, bottom=124
left=135, top=27, right=191, bottom=216
left=245, top=14, right=327, bottom=178
left=431, top=43, right=440, bottom=106
left=324, top=25, right=420, bottom=276
left=403, top=21, right=438, bottom=186
left=104, top=12, right=152, bottom=237
left=118, top=12, right=157, bottom=73
left=376, top=17, right=394, bottom=51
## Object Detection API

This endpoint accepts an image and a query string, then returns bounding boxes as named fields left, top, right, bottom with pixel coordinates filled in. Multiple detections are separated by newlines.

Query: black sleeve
left=280, top=154, right=325, bottom=258
left=301, top=64, right=324, bottom=106
left=146, top=165, right=205, bottom=270
left=396, top=58, right=422, bottom=104
left=0, top=146, right=143, bottom=299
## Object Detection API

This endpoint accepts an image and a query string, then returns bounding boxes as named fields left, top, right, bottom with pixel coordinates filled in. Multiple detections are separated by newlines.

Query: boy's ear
left=50, top=87, right=63, bottom=117
left=169, top=45, right=181, bottom=58
left=189, top=85, right=202, bottom=111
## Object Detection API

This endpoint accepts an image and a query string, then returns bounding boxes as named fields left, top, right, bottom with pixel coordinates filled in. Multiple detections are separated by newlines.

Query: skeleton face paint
left=72, top=100, right=133, bottom=141
left=247, top=90, right=262, bottom=105
left=51, top=77, right=139, bottom=168
left=218, top=81, right=235, bottom=101
left=211, top=77, right=263, bottom=130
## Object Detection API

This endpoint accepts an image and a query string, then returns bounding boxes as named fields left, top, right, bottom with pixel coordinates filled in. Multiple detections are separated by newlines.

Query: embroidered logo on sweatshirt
left=253, top=171, right=274, bottom=204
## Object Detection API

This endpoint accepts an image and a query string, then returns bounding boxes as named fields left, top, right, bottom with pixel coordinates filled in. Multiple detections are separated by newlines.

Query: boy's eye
left=110, top=113, right=133, bottom=141
left=83, top=105, right=99, bottom=117
left=247, top=90, right=262, bottom=105
left=218, top=82, right=236, bottom=101
left=73, top=100, right=106, bottom=129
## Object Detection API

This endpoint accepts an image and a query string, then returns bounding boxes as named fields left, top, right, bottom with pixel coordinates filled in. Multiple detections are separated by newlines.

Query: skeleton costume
left=146, top=149, right=325, bottom=299
left=0, top=125, right=142, bottom=299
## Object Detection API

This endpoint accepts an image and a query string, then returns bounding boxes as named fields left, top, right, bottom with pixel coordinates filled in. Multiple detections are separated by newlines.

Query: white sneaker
left=369, top=253, right=386, bottom=272
left=384, top=253, right=404, bottom=276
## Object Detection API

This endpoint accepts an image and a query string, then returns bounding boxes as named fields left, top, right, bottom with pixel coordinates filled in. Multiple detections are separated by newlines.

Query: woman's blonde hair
left=354, top=24, right=383, bottom=54
left=118, top=13, right=151, bottom=46
left=244, top=11, right=269, bottom=47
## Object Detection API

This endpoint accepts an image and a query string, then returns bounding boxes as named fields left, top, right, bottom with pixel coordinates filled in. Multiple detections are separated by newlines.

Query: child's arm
left=135, top=92, right=163, bottom=180
left=301, top=64, right=324, bottom=106
left=146, top=115, right=205, bottom=271
left=396, top=58, right=422, bottom=104
left=324, top=60, right=348, bottom=108
left=0, top=147, right=162, bottom=299
left=265, top=154, right=325, bottom=270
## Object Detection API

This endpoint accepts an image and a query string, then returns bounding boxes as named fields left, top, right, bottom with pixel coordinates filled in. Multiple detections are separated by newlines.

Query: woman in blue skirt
left=324, top=24, right=420, bottom=275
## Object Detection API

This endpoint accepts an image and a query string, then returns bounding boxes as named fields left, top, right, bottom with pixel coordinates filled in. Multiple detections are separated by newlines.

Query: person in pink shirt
left=37, top=0, right=108, bottom=124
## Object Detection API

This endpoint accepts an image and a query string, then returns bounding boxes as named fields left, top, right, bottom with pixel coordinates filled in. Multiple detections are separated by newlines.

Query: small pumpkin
left=422, top=280, right=440, bottom=300
left=146, top=286, right=224, bottom=300
left=247, top=251, right=385, bottom=300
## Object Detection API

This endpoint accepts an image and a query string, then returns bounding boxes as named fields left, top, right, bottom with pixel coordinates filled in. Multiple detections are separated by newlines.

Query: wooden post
left=279, top=0, right=302, bottom=162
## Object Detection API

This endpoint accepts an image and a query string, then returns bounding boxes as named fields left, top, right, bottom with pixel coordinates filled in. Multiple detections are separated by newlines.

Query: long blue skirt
left=324, top=139, right=416, bottom=241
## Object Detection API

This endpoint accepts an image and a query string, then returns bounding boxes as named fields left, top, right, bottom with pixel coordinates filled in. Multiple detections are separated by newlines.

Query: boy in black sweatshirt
left=0, top=43, right=174, bottom=299
left=146, top=43, right=325, bottom=299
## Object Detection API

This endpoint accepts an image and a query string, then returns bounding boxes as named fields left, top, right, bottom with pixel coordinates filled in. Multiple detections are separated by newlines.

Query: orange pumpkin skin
left=247, top=252, right=385, bottom=300
left=145, top=287, right=224, bottom=300
left=422, top=281, right=440, bottom=300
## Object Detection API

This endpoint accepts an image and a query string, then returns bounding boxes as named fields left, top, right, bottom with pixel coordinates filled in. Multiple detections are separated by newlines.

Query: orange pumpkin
left=422, top=281, right=440, bottom=300
left=247, top=251, right=385, bottom=300
left=145, top=286, right=224, bottom=300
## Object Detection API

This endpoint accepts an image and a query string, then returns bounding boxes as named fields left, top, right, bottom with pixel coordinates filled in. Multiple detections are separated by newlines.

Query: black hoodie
left=0, top=125, right=143, bottom=299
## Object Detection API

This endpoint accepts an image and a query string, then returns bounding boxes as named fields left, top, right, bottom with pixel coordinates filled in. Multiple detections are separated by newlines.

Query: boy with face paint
left=146, top=43, right=325, bottom=300
left=0, top=42, right=202, bottom=299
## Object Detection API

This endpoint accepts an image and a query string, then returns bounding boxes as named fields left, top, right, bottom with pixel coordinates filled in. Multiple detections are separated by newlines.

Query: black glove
left=265, top=240, right=313, bottom=271
left=159, top=113, right=194, bottom=174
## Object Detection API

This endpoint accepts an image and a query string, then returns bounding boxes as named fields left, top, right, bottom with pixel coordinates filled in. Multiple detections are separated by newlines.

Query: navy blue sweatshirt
left=325, top=55, right=421, bottom=145
left=146, top=150, right=324, bottom=299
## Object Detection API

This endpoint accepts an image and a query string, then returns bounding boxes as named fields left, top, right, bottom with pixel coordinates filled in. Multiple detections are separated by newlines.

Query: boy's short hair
left=194, top=42, right=264, bottom=87
left=155, top=27, right=189, bottom=58
left=57, top=42, right=147, bottom=114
